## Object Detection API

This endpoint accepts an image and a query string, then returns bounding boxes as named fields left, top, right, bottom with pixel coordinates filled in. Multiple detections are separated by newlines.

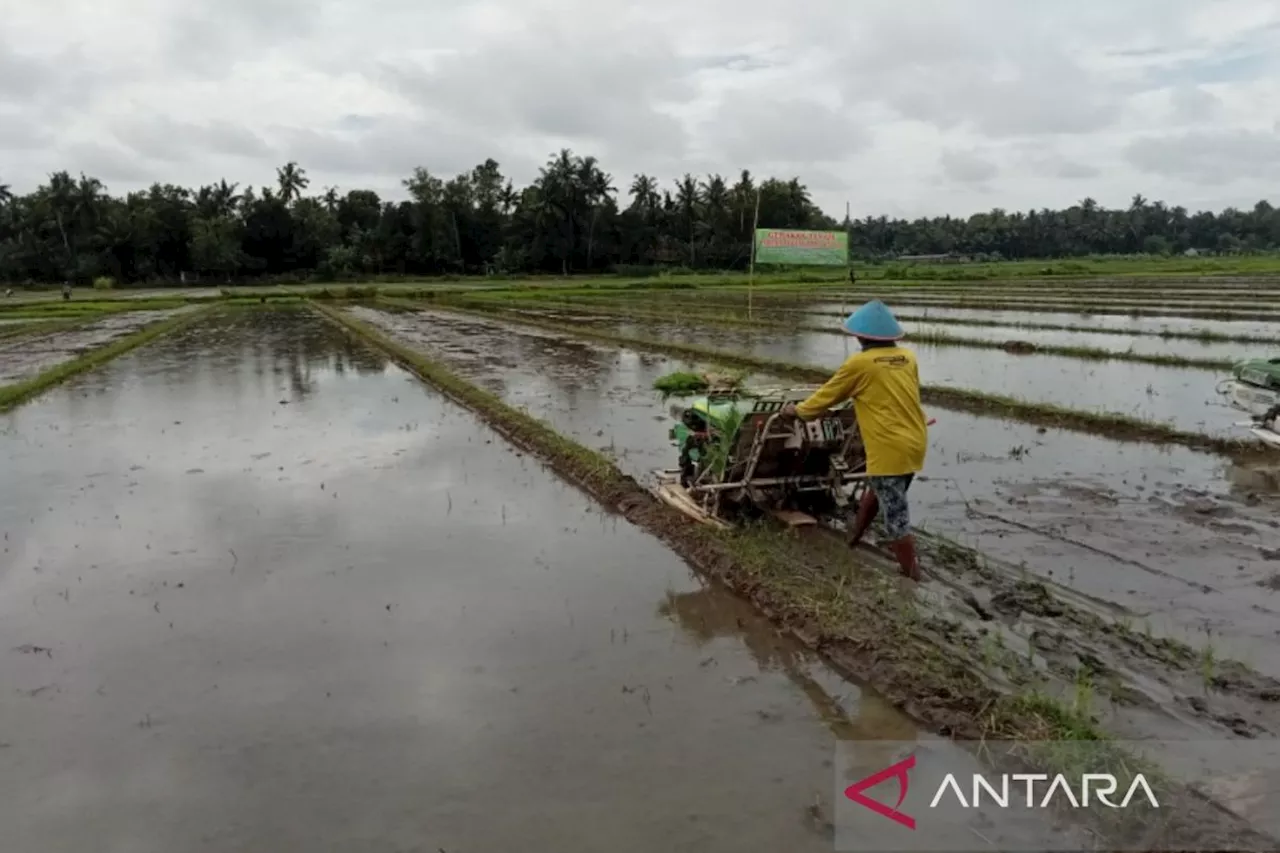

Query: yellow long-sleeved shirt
left=795, top=346, right=927, bottom=476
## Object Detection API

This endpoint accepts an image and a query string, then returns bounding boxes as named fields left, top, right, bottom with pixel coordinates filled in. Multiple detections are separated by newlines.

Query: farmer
left=781, top=299, right=927, bottom=581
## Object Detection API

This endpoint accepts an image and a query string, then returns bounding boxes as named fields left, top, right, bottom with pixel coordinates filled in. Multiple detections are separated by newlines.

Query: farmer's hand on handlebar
left=780, top=402, right=798, bottom=418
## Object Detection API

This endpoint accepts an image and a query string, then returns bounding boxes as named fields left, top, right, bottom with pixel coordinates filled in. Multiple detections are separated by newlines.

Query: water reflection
left=659, top=585, right=920, bottom=745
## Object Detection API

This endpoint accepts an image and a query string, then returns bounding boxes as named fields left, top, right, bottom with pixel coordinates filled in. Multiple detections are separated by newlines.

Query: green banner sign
left=753, top=229, right=848, bottom=266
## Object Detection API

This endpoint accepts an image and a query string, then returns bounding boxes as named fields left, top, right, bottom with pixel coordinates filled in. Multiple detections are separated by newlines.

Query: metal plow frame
left=652, top=401, right=870, bottom=529
left=1218, top=379, right=1280, bottom=449
left=1236, top=421, right=1280, bottom=449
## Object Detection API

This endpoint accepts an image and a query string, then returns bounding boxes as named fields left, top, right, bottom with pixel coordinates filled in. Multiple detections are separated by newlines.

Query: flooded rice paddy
left=0, top=307, right=198, bottom=386
left=7, top=296, right=1280, bottom=848
left=350, top=306, right=1280, bottom=681
left=589, top=295, right=1280, bottom=340
left=796, top=301, right=1280, bottom=337
left=495, top=308, right=1245, bottom=437
left=1, top=308, right=983, bottom=852
left=905, top=322, right=1253, bottom=362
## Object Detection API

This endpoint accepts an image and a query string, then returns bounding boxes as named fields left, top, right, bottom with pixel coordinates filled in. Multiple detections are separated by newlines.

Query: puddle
left=0, top=309, right=952, bottom=852
left=0, top=307, right=200, bottom=386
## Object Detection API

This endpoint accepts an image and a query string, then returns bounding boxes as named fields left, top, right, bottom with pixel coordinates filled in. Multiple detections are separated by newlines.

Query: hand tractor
left=651, top=387, right=871, bottom=530
left=1219, top=357, right=1280, bottom=448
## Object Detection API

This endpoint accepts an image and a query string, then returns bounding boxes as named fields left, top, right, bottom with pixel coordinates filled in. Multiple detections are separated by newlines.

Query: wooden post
left=843, top=201, right=851, bottom=358
left=747, top=187, right=762, bottom=319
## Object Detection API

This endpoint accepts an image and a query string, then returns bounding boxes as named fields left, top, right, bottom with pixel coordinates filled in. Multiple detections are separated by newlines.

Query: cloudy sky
left=2, top=0, right=1278, bottom=219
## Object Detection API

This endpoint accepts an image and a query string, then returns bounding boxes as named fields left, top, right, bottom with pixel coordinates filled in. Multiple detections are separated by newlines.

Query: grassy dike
left=0, top=306, right=218, bottom=413
left=313, top=300, right=1268, bottom=850
left=388, top=297, right=1257, bottom=456
left=454, top=296, right=1239, bottom=370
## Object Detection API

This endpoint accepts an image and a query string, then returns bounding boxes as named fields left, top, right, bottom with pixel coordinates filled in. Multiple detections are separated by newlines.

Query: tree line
left=0, top=150, right=1276, bottom=285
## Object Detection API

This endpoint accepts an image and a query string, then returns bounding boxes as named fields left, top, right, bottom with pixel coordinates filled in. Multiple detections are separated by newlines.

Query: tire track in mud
left=316, top=302, right=1280, bottom=851
left=349, top=304, right=1280, bottom=745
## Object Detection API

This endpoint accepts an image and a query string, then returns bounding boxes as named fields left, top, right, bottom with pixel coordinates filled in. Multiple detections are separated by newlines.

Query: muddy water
left=1, top=309, right=985, bottom=852
left=604, top=295, right=1280, bottom=340
left=0, top=307, right=199, bottom=386
left=351, top=308, right=1280, bottom=681
left=345, top=306, right=791, bottom=475
left=907, top=322, right=1252, bottom=362
left=833, top=290, right=1280, bottom=310
left=514, top=312, right=1241, bottom=437
left=488, top=299, right=1258, bottom=363
left=801, top=302, right=1280, bottom=338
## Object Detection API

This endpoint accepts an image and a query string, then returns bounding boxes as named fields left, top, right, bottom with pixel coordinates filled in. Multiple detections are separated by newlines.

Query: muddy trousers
left=848, top=474, right=919, bottom=581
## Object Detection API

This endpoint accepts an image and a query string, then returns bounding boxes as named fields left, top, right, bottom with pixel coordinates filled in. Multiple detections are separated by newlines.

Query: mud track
left=315, top=301, right=1276, bottom=851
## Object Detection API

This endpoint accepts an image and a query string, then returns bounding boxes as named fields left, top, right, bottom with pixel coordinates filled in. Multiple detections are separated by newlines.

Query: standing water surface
left=0, top=309, right=946, bottom=852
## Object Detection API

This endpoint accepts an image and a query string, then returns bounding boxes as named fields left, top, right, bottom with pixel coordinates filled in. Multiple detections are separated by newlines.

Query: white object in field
left=1221, top=380, right=1280, bottom=447
left=650, top=469, right=731, bottom=529
left=1235, top=419, right=1280, bottom=447
left=1222, top=379, right=1280, bottom=418
left=1250, top=427, right=1280, bottom=448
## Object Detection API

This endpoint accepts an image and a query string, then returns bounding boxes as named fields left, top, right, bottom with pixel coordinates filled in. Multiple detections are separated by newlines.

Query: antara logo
left=844, top=753, right=1160, bottom=830
left=844, top=754, right=917, bottom=829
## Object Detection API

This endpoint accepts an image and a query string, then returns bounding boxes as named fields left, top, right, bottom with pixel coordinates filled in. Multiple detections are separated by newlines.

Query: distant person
left=849, top=268, right=857, bottom=285
left=62, top=282, right=71, bottom=300
left=781, top=300, right=927, bottom=581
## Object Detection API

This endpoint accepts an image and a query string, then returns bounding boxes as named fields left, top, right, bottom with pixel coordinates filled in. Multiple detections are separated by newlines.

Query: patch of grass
left=0, top=307, right=216, bottom=413
left=0, top=320, right=61, bottom=339
left=402, top=298, right=1257, bottom=456
left=308, top=285, right=380, bottom=301
left=0, top=299, right=189, bottom=318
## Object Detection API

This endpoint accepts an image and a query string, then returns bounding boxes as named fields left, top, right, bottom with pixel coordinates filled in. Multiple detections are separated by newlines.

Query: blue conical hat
left=842, top=300, right=904, bottom=340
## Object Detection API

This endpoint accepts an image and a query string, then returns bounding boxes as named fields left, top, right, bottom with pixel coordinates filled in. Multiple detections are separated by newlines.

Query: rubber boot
left=846, top=489, right=879, bottom=548
left=888, top=534, right=920, bottom=582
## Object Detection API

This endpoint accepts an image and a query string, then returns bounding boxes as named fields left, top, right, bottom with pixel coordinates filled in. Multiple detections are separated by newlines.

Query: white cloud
left=0, top=0, right=1278, bottom=217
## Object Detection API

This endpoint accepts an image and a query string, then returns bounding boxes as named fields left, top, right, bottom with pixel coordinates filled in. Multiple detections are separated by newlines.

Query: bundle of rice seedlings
left=652, top=369, right=749, bottom=400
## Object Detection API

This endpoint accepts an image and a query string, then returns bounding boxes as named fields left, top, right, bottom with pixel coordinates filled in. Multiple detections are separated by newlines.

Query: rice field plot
left=347, top=303, right=1280, bottom=736
left=476, top=305, right=1252, bottom=438
left=3, top=308, right=943, bottom=852
left=649, top=291, right=1280, bottom=321
left=568, top=289, right=1280, bottom=333
left=456, top=295, right=1266, bottom=365
left=834, top=290, right=1280, bottom=310
left=0, top=307, right=202, bottom=387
